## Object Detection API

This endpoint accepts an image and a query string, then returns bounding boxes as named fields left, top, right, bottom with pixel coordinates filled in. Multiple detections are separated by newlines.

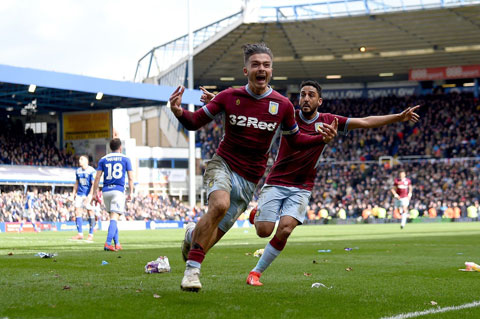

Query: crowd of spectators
left=0, top=119, right=75, bottom=167
left=196, top=92, right=479, bottom=162
left=0, top=188, right=205, bottom=223
left=1, top=91, right=479, bottom=223
left=1, top=157, right=479, bottom=223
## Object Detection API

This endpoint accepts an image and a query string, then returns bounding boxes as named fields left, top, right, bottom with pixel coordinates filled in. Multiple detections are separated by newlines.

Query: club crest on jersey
left=315, top=122, right=324, bottom=132
left=236, top=99, right=241, bottom=106
left=268, top=101, right=279, bottom=115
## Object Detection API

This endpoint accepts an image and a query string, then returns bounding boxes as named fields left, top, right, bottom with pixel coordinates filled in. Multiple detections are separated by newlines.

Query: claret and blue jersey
left=97, top=153, right=132, bottom=193
left=76, top=165, right=96, bottom=196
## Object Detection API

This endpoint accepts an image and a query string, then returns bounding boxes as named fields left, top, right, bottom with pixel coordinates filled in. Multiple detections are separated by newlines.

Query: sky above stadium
left=0, top=0, right=310, bottom=82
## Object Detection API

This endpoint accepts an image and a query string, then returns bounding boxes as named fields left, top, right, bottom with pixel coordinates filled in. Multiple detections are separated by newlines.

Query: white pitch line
left=381, top=300, right=480, bottom=319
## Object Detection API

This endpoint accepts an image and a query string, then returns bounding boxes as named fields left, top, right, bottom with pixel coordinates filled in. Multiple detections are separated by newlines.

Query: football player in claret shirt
left=391, top=170, right=412, bottom=229
left=245, top=81, right=420, bottom=286
left=169, top=43, right=338, bottom=292
left=91, top=138, right=134, bottom=251
left=72, top=155, right=96, bottom=241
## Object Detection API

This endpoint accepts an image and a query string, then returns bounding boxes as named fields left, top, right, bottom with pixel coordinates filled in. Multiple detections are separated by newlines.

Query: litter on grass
left=317, top=249, right=331, bottom=253
left=35, top=252, right=57, bottom=258
left=253, top=249, right=264, bottom=258
left=101, top=261, right=109, bottom=265
left=459, top=262, right=480, bottom=272
left=311, top=282, right=333, bottom=289
left=145, top=256, right=171, bottom=273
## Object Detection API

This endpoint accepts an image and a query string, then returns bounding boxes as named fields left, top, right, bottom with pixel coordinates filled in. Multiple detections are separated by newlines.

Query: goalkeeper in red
left=246, top=80, right=420, bottom=286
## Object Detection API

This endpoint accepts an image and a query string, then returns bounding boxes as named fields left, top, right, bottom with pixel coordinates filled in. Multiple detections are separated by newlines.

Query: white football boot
left=181, top=266, right=202, bottom=292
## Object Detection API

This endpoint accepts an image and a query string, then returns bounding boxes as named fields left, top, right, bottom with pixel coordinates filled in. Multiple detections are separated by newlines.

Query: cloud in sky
left=0, top=0, right=241, bottom=81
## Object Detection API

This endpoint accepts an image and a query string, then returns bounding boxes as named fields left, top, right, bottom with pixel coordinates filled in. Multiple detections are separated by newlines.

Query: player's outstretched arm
left=169, top=85, right=216, bottom=131
left=348, top=105, right=420, bottom=130
left=91, top=171, right=103, bottom=204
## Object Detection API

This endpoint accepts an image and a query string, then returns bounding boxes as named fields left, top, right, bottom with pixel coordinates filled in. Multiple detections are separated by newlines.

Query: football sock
left=106, top=220, right=117, bottom=245
left=186, top=243, right=205, bottom=269
left=253, top=236, right=286, bottom=274
left=76, top=217, right=83, bottom=234
left=401, top=212, right=408, bottom=228
left=114, top=227, right=119, bottom=245
left=19, top=222, right=24, bottom=232
left=89, top=217, right=95, bottom=234
left=32, top=222, right=38, bottom=232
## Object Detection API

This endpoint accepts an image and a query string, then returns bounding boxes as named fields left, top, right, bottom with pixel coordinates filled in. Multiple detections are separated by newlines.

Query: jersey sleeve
left=97, top=159, right=104, bottom=172
left=177, top=90, right=226, bottom=130
left=125, top=157, right=133, bottom=172
left=324, top=113, right=349, bottom=135
left=281, top=102, right=299, bottom=136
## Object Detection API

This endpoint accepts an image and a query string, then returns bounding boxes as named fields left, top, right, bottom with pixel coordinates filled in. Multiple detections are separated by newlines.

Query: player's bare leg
left=181, top=190, right=230, bottom=292
left=247, top=216, right=298, bottom=286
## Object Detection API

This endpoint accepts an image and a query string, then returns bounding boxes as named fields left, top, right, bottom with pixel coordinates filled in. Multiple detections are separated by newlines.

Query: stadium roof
left=136, top=0, right=480, bottom=86
left=0, top=64, right=202, bottom=116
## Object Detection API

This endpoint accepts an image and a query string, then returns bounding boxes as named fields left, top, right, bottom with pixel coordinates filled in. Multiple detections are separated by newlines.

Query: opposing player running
left=244, top=81, right=420, bottom=286
left=170, top=43, right=337, bottom=292
left=91, top=138, right=134, bottom=251
left=72, top=155, right=96, bottom=240
left=391, top=169, right=412, bottom=229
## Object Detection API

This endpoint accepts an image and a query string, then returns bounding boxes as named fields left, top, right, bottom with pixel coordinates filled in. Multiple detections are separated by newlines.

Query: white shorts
left=102, top=190, right=125, bottom=214
left=256, top=184, right=311, bottom=224
left=74, top=195, right=93, bottom=210
left=204, top=154, right=256, bottom=233
left=394, top=197, right=410, bottom=208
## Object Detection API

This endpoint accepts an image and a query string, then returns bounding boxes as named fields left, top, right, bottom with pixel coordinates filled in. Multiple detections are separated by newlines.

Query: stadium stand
left=0, top=118, right=76, bottom=167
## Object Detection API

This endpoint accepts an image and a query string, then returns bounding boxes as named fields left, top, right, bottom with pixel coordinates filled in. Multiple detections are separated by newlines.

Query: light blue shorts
left=102, top=190, right=125, bottom=214
left=204, top=154, right=256, bottom=233
left=255, top=184, right=311, bottom=224
left=394, top=198, right=409, bottom=208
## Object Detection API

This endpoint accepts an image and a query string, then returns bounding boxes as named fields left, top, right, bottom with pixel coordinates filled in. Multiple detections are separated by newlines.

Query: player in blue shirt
left=91, top=138, right=134, bottom=251
left=20, top=188, right=39, bottom=232
left=72, top=155, right=96, bottom=241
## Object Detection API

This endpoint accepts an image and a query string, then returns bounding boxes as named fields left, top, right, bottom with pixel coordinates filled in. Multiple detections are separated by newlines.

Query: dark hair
left=79, top=155, right=88, bottom=161
left=242, top=43, right=273, bottom=65
left=300, top=80, right=322, bottom=98
left=110, top=138, right=122, bottom=151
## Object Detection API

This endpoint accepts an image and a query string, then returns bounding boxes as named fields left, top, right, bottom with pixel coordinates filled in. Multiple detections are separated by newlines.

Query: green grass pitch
left=1, top=223, right=480, bottom=319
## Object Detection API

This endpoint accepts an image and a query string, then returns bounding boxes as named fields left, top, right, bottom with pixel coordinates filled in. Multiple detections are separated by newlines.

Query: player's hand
left=319, top=118, right=338, bottom=144
left=399, top=105, right=420, bottom=123
left=199, top=86, right=215, bottom=104
left=169, top=85, right=185, bottom=117
left=126, top=193, right=132, bottom=202
left=92, top=192, right=101, bottom=205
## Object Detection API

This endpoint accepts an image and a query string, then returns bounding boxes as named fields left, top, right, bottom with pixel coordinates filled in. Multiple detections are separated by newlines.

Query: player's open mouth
left=256, top=75, right=266, bottom=83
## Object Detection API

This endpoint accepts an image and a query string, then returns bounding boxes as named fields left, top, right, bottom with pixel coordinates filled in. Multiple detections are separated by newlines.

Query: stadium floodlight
left=6, top=107, right=13, bottom=111
left=359, top=46, right=367, bottom=52
left=96, top=92, right=103, bottom=100
left=301, top=55, right=335, bottom=61
left=379, top=73, right=394, bottom=77
left=326, top=75, right=342, bottom=79
left=463, top=83, right=475, bottom=87
left=28, top=84, right=36, bottom=93
left=202, top=85, right=217, bottom=89
left=220, top=77, right=235, bottom=81
left=445, top=44, right=480, bottom=53
left=49, top=111, right=56, bottom=116
left=275, top=56, right=295, bottom=62
left=273, top=76, right=288, bottom=80
left=342, top=53, right=374, bottom=60
left=442, top=84, right=456, bottom=88
left=380, top=48, right=435, bottom=57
